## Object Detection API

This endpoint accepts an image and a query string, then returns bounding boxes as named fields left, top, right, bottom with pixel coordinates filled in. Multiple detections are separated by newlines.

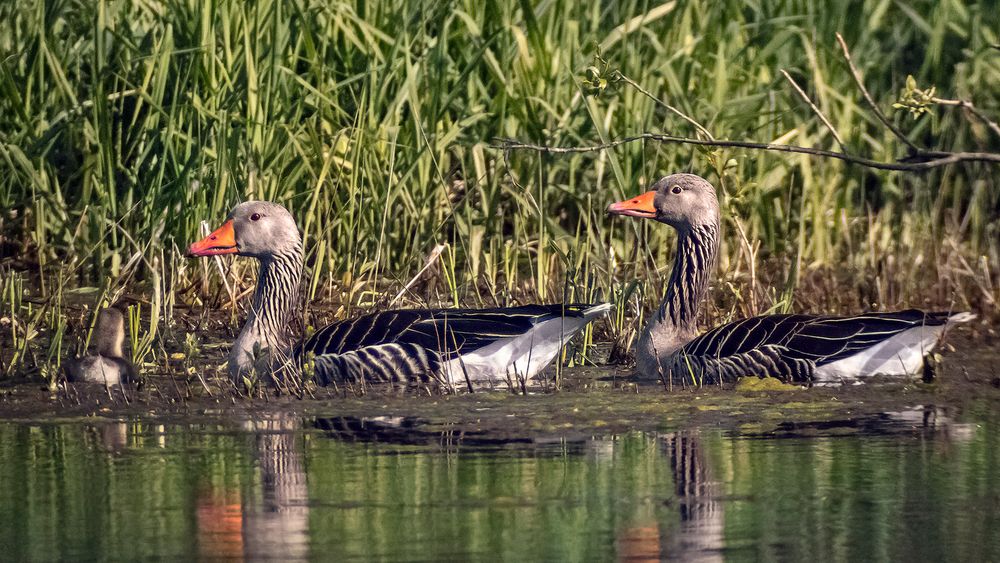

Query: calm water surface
left=0, top=406, right=997, bottom=561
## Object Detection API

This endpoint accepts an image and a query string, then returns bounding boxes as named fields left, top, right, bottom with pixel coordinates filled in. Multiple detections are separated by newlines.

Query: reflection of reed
left=662, top=431, right=723, bottom=563
left=242, top=414, right=310, bottom=561
left=194, top=415, right=311, bottom=561
left=616, top=431, right=723, bottom=563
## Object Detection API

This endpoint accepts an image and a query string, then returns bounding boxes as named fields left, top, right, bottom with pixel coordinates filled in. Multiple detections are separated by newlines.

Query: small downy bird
left=607, top=173, right=974, bottom=385
left=65, top=308, right=138, bottom=386
left=188, top=201, right=610, bottom=387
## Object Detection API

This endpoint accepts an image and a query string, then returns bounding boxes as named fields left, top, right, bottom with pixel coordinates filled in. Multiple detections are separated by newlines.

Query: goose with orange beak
left=608, top=173, right=973, bottom=384
left=189, top=201, right=611, bottom=386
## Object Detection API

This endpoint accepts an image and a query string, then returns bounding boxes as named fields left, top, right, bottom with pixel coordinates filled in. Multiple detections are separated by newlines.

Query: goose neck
left=247, top=247, right=303, bottom=342
left=657, top=222, right=719, bottom=332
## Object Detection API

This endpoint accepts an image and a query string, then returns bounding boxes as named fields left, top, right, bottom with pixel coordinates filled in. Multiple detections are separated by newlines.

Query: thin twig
left=616, top=73, right=715, bottom=140
left=493, top=134, right=1000, bottom=171
left=780, top=69, right=847, bottom=152
left=835, top=32, right=922, bottom=153
left=390, top=243, right=446, bottom=305
left=932, top=97, right=1000, bottom=141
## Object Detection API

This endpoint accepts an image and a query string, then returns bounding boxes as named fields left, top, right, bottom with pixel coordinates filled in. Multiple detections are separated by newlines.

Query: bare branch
left=780, top=69, right=847, bottom=152
left=493, top=134, right=1000, bottom=172
left=932, top=96, right=1000, bottom=141
left=835, top=32, right=922, bottom=153
left=615, top=73, right=715, bottom=140
left=518, top=34, right=1000, bottom=174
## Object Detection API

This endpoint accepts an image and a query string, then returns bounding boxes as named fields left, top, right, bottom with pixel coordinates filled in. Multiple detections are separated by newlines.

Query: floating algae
left=735, top=376, right=802, bottom=392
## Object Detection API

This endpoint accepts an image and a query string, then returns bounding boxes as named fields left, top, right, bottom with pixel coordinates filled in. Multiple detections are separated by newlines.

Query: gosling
left=65, top=308, right=138, bottom=386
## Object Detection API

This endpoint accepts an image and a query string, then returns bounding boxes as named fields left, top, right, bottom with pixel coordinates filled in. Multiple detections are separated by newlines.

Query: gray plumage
left=65, top=308, right=137, bottom=386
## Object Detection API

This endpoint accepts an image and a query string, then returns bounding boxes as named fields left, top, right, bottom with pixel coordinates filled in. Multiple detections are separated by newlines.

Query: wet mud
left=1, top=333, right=997, bottom=441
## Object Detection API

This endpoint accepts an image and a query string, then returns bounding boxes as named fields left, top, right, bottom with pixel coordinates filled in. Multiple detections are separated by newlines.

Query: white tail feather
left=814, top=311, right=974, bottom=382
left=581, top=303, right=614, bottom=320
left=442, top=304, right=612, bottom=384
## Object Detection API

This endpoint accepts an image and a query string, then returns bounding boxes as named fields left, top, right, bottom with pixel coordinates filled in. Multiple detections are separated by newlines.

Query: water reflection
left=308, top=421, right=723, bottom=561
left=196, top=488, right=243, bottom=559
left=197, top=414, right=310, bottom=560
left=91, top=421, right=128, bottom=452
left=0, top=405, right=996, bottom=561
left=314, top=415, right=538, bottom=449
left=745, top=405, right=978, bottom=442
left=245, top=415, right=310, bottom=560
left=663, top=431, right=723, bottom=562
left=615, top=431, right=724, bottom=563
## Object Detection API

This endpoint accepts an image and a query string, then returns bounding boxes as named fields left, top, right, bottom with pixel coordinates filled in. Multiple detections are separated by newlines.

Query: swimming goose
left=188, top=201, right=610, bottom=386
left=65, top=308, right=138, bottom=386
left=607, top=173, right=973, bottom=384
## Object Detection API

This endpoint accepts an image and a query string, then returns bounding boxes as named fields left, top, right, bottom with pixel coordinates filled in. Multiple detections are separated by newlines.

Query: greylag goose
left=188, top=202, right=610, bottom=386
left=607, top=173, right=973, bottom=384
left=65, top=308, right=137, bottom=386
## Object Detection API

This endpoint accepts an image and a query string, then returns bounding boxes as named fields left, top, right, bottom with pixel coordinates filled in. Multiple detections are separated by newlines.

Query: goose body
left=189, top=202, right=609, bottom=386
left=301, top=304, right=610, bottom=385
left=608, top=174, right=972, bottom=385
left=65, top=308, right=137, bottom=386
left=668, top=310, right=972, bottom=384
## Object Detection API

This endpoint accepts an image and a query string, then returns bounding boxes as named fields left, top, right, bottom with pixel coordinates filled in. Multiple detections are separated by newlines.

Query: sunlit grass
left=0, top=1, right=997, bottom=379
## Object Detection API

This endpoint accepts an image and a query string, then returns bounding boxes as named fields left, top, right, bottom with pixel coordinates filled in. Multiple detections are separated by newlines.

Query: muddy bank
left=1, top=336, right=997, bottom=440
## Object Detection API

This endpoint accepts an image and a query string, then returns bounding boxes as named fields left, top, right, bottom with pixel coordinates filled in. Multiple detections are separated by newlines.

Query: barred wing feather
left=302, top=305, right=597, bottom=359
left=298, top=304, right=606, bottom=384
left=682, top=310, right=952, bottom=368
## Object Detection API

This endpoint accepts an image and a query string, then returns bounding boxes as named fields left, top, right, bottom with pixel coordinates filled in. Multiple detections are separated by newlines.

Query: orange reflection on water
left=196, top=488, right=244, bottom=560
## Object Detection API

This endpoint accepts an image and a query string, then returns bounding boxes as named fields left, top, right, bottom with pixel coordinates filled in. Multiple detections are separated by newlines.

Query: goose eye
left=671, top=185, right=682, bottom=194
left=250, top=213, right=261, bottom=221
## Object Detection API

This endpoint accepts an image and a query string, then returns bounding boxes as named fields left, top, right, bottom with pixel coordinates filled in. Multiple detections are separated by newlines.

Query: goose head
left=188, top=201, right=301, bottom=259
left=607, top=173, right=719, bottom=230
left=92, top=307, right=126, bottom=358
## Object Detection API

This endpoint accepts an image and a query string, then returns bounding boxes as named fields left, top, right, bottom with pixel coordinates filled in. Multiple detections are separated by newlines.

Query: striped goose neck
left=247, top=245, right=303, bottom=347
left=659, top=223, right=719, bottom=331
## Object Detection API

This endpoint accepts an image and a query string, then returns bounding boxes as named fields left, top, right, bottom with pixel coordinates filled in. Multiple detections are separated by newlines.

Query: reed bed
left=1, top=1, right=998, bottom=380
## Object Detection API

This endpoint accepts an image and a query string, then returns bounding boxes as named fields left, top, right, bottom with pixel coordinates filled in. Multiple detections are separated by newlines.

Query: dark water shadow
left=311, top=415, right=593, bottom=454
left=732, top=405, right=978, bottom=441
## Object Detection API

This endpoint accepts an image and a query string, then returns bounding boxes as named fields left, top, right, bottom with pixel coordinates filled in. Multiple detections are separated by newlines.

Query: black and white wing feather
left=677, top=310, right=954, bottom=383
left=298, top=304, right=603, bottom=384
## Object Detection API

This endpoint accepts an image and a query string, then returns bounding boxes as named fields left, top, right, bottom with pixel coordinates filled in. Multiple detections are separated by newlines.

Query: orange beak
left=607, top=190, right=657, bottom=219
left=188, top=220, right=238, bottom=256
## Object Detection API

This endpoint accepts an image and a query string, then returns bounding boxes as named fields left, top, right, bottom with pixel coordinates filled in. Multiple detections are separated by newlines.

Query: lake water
left=0, top=406, right=997, bottom=561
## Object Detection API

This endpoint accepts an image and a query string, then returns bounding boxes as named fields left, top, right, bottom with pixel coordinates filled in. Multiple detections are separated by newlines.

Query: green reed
left=0, top=1, right=997, bottom=377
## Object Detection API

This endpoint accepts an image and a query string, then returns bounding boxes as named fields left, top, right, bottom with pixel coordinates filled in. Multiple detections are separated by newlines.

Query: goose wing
left=682, top=310, right=951, bottom=366
left=301, top=304, right=600, bottom=360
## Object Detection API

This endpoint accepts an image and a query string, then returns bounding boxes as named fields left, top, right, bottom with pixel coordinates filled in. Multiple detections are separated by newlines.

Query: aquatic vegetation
left=735, top=376, right=800, bottom=392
